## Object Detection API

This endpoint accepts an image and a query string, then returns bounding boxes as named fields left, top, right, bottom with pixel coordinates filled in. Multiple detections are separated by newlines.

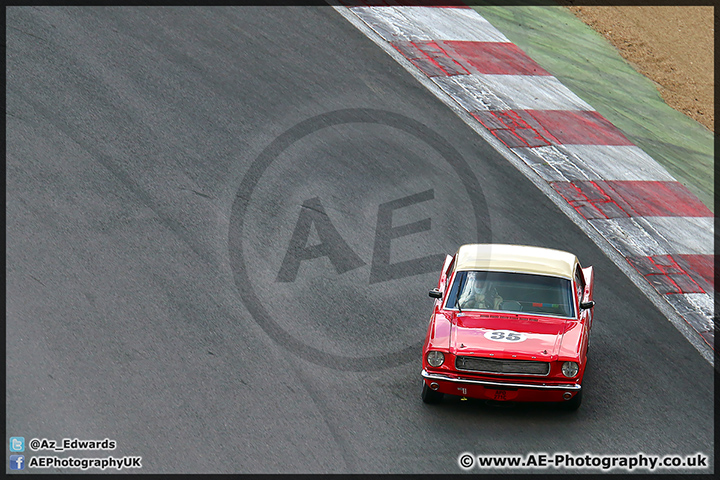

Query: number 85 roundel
left=485, top=330, right=526, bottom=342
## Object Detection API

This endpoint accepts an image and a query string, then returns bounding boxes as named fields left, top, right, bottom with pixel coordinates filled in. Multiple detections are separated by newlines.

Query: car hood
left=450, top=312, right=570, bottom=360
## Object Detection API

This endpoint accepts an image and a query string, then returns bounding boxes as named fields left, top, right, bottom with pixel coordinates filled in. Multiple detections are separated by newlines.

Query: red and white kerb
left=338, top=1, right=714, bottom=350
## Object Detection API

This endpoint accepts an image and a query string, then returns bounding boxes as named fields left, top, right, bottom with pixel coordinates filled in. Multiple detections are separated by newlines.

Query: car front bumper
left=422, top=369, right=581, bottom=402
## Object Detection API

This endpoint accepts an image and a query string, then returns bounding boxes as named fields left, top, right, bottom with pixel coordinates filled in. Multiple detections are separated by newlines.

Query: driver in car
left=458, top=274, right=503, bottom=310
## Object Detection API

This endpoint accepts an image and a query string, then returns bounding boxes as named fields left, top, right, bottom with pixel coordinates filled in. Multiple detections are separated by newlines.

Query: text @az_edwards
left=457, top=452, right=709, bottom=471
left=29, top=437, right=116, bottom=452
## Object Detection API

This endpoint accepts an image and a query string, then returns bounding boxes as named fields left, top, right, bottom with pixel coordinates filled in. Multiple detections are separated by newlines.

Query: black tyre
left=560, top=389, right=582, bottom=411
left=421, top=380, right=444, bottom=404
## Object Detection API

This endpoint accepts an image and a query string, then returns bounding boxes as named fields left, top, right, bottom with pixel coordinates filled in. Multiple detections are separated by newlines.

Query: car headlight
left=562, top=361, right=579, bottom=378
left=426, top=351, right=445, bottom=367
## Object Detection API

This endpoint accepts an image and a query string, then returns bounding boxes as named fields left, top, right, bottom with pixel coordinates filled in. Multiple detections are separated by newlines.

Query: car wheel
left=560, top=390, right=582, bottom=411
left=421, top=380, right=444, bottom=404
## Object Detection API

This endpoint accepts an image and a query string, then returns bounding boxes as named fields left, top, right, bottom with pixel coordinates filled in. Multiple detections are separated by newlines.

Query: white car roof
left=455, top=244, right=579, bottom=279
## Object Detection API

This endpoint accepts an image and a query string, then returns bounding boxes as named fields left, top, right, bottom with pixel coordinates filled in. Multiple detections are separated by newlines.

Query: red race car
left=422, top=244, right=595, bottom=410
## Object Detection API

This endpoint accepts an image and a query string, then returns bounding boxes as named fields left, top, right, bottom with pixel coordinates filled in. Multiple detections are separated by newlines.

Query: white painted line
left=589, top=216, right=714, bottom=256
left=434, top=74, right=594, bottom=112
left=513, top=145, right=678, bottom=181
left=431, top=74, right=510, bottom=111
left=665, top=293, right=715, bottom=333
left=333, top=5, right=714, bottom=365
left=512, top=146, right=593, bottom=182
left=350, top=6, right=510, bottom=43
left=588, top=217, right=672, bottom=257
left=641, top=216, right=714, bottom=255
left=560, top=145, right=678, bottom=181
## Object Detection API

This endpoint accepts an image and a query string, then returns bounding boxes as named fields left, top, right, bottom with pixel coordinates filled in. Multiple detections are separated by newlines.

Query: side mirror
left=429, top=288, right=442, bottom=299
left=580, top=301, right=595, bottom=310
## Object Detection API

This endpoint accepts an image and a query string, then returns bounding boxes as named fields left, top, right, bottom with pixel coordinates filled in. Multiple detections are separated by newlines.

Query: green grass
left=468, top=2, right=714, bottom=212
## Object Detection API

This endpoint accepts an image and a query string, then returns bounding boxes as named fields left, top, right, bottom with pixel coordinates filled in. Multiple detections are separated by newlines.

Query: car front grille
left=455, top=356, right=550, bottom=376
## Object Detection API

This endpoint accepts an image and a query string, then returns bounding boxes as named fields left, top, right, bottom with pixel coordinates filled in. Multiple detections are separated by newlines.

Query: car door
left=436, top=255, right=454, bottom=310
left=575, top=265, right=591, bottom=356
left=582, top=265, right=595, bottom=331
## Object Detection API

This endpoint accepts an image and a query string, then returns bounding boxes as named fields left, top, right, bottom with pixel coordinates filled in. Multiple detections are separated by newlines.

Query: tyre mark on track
left=289, top=364, right=357, bottom=473
left=20, top=97, right=216, bottom=268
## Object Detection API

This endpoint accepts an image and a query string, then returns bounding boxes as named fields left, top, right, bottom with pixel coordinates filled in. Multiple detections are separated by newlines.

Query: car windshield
left=444, top=270, right=575, bottom=318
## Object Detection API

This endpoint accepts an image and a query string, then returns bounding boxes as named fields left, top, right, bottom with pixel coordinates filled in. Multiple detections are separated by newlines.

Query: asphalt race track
left=6, top=6, right=714, bottom=474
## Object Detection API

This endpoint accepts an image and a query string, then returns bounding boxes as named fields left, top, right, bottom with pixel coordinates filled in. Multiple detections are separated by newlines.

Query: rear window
left=444, top=270, right=575, bottom=318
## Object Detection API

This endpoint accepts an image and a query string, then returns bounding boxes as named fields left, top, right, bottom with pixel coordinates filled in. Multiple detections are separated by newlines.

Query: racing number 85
left=490, top=331, right=521, bottom=341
